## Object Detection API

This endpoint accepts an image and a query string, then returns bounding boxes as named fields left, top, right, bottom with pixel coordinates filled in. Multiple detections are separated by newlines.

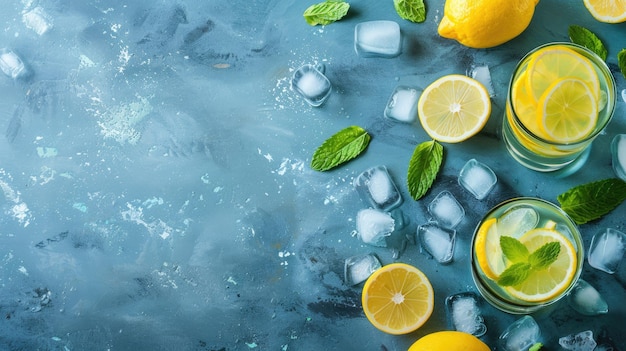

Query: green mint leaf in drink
left=528, top=241, right=561, bottom=270
left=618, top=48, right=626, bottom=79
left=310, top=125, right=370, bottom=171
left=500, top=236, right=529, bottom=263
left=557, top=178, right=626, bottom=224
left=303, top=1, right=350, bottom=26
left=568, top=25, right=607, bottom=61
left=529, top=343, right=543, bottom=351
left=497, top=262, right=531, bottom=286
left=407, top=140, right=443, bottom=200
left=393, top=0, right=426, bottom=23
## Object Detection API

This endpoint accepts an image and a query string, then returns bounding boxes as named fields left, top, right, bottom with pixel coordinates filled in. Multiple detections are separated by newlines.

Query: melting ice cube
left=468, top=64, right=495, bottom=97
left=417, top=222, right=456, bottom=264
left=611, top=134, right=626, bottom=181
left=290, top=64, right=332, bottom=107
left=497, top=205, right=538, bottom=238
left=354, top=20, right=401, bottom=58
left=354, top=166, right=402, bottom=211
left=0, top=49, right=27, bottom=79
left=621, top=88, right=626, bottom=103
left=499, top=315, right=542, bottom=351
left=458, top=159, right=497, bottom=200
left=22, top=7, right=53, bottom=35
left=344, top=253, right=382, bottom=286
left=384, top=86, right=419, bottom=123
left=559, top=330, right=597, bottom=351
left=445, top=292, right=487, bottom=337
left=356, top=208, right=395, bottom=247
left=427, top=190, right=465, bottom=229
left=567, top=279, right=608, bottom=316
left=588, top=228, right=625, bottom=274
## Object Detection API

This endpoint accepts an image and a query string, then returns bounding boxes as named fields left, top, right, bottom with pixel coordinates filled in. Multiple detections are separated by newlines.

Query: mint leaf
left=568, top=25, right=607, bottom=61
left=394, top=0, right=426, bottom=23
left=311, top=125, right=370, bottom=171
left=407, top=140, right=443, bottom=200
left=500, top=236, right=529, bottom=263
left=529, top=343, right=543, bottom=351
left=618, top=48, right=626, bottom=79
left=497, top=262, right=531, bottom=286
left=557, top=178, right=626, bottom=224
left=528, top=242, right=560, bottom=270
left=303, top=1, right=350, bottom=26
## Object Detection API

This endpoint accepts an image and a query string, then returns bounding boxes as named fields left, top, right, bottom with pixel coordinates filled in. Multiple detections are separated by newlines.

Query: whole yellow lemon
left=407, top=331, right=490, bottom=351
left=438, top=0, right=539, bottom=48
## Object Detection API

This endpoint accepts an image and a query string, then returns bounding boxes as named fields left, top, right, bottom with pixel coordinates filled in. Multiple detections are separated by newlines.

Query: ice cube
left=611, top=134, right=626, bottom=181
left=458, top=159, right=497, bottom=200
left=354, top=166, right=402, bottom=211
left=427, top=190, right=465, bottom=229
left=354, top=21, right=401, bottom=58
left=588, top=228, right=625, bottom=274
left=417, top=222, right=456, bottom=264
left=0, top=49, right=27, bottom=79
left=567, top=279, right=608, bottom=316
left=497, top=205, right=539, bottom=238
left=445, top=292, right=487, bottom=337
left=559, top=330, right=597, bottom=351
left=468, top=64, right=495, bottom=97
left=356, top=208, right=395, bottom=247
left=499, top=316, right=542, bottom=351
left=290, top=64, right=332, bottom=107
left=344, top=253, right=382, bottom=286
left=22, top=7, right=53, bottom=35
left=384, top=86, right=419, bottom=123
left=621, top=88, right=626, bottom=103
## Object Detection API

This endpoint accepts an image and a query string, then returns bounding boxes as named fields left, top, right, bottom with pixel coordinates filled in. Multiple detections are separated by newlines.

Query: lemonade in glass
left=502, top=42, right=616, bottom=172
left=471, top=198, right=583, bottom=314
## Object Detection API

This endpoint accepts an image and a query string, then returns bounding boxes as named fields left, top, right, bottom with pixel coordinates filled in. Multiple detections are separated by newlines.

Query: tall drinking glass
left=502, top=42, right=616, bottom=172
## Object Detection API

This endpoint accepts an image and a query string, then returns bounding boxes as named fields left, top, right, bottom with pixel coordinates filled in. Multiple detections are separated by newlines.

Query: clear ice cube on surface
left=354, top=20, right=401, bottom=58
left=290, top=64, right=332, bottom=106
left=567, top=279, right=608, bottom=316
left=468, top=64, right=495, bottom=97
left=354, top=165, right=402, bottom=211
left=611, top=134, right=626, bottom=181
left=428, top=190, right=465, bottom=229
left=445, top=292, right=487, bottom=337
left=458, top=158, right=497, bottom=200
left=22, top=6, right=53, bottom=35
left=499, top=315, right=542, bottom=351
left=356, top=208, right=395, bottom=247
left=588, top=228, right=626, bottom=274
left=559, top=330, right=597, bottom=351
left=621, top=88, right=626, bottom=103
left=384, top=86, right=419, bottom=123
left=497, top=205, right=539, bottom=238
left=417, top=222, right=456, bottom=264
left=343, top=253, right=381, bottom=286
left=0, top=49, right=27, bottom=79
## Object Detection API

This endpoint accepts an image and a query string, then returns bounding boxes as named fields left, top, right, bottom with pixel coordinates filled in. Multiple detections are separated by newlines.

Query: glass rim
left=507, top=41, right=617, bottom=147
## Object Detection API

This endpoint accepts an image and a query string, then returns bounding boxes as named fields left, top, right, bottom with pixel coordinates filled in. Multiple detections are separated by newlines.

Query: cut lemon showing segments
left=418, top=74, right=491, bottom=143
left=538, top=77, right=598, bottom=143
left=583, top=0, right=626, bottom=23
left=506, top=228, right=578, bottom=302
left=474, top=218, right=506, bottom=280
left=361, top=263, right=434, bottom=335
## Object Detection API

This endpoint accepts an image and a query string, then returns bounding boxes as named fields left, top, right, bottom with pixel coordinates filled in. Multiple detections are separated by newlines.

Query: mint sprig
left=310, top=125, right=370, bottom=171
left=497, top=236, right=561, bottom=287
left=393, top=0, right=426, bottom=23
left=407, top=140, right=443, bottom=200
left=557, top=178, right=626, bottom=225
left=303, top=1, right=350, bottom=26
left=568, top=25, right=607, bottom=61
left=618, top=48, right=626, bottom=79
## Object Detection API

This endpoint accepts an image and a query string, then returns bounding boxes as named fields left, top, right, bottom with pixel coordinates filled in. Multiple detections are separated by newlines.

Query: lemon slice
left=418, top=74, right=491, bottom=143
left=506, top=228, right=578, bottom=302
left=362, top=263, right=434, bottom=335
left=538, top=77, right=598, bottom=143
left=474, top=218, right=506, bottom=280
left=511, top=70, right=538, bottom=130
left=583, top=0, right=626, bottom=23
left=525, top=46, right=600, bottom=103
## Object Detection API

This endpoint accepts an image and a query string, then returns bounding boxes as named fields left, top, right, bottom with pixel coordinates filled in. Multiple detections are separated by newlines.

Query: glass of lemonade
left=502, top=42, right=616, bottom=172
left=471, top=198, right=583, bottom=314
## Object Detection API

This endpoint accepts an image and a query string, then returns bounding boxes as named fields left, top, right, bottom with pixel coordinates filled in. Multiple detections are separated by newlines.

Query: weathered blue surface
left=0, top=0, right=624, bottom=349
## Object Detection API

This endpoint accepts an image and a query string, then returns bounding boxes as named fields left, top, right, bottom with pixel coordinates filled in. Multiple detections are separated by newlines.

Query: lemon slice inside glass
left=474, top=218, right=505, bottom=280
left=583, top=0, right=626, bottom=23
left=362, top=263, right=434, bottom=335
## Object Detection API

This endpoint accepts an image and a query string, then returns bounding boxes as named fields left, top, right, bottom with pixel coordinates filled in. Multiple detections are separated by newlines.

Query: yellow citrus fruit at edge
left=361, top=263, right=434, bottom=335
left=408, top=331, right=490, bottom=351
left=583, top=0, right=626, bottom=23
left=438, top=0, right=539, bottom=48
